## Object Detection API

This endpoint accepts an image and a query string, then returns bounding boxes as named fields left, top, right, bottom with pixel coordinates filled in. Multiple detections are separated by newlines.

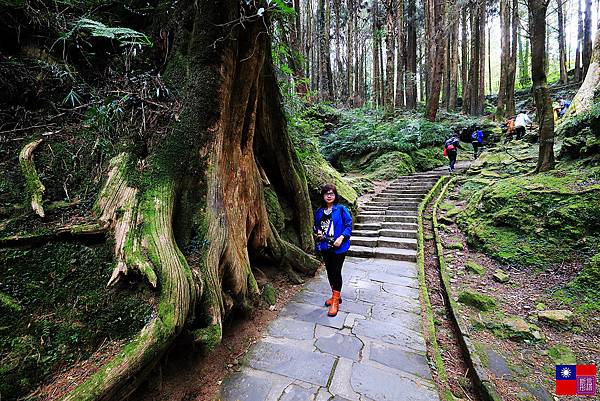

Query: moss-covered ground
left=0, top=242, right=153, bottom=400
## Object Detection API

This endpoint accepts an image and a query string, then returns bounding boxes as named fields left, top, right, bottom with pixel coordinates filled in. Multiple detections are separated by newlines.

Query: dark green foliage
left=0, top=242, right=153, bottom=400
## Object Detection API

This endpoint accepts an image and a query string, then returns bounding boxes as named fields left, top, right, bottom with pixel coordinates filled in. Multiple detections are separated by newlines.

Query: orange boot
left=328, top=290, right=341, bottom=317
left=325, top=288, right=342, bottom=306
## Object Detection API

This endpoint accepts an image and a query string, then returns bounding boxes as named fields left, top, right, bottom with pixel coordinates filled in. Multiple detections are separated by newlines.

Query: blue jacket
left=472, top=130, right=483, bottom=144
left=313, top=204, right=353, bottom=254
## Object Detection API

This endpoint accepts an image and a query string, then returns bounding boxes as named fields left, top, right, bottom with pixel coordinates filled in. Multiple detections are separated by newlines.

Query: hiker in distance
left=313, top=184, right=353, bottom=317
left=443, top=134, right=462, bottom=172
left=514, top=110, right=532, bottom=140
left=471, top=128, right=484, bottom=158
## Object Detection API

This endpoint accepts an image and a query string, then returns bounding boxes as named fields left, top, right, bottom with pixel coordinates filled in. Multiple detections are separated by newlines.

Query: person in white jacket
left=514, top=110, right=532, bottom=140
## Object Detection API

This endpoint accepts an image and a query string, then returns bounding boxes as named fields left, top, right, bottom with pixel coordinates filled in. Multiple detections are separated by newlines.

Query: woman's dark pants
left=515, top=126, right=525, bottom=140
left=323, top=250, right=346, bottom=291
left=447, top=149, right=457, bottom=170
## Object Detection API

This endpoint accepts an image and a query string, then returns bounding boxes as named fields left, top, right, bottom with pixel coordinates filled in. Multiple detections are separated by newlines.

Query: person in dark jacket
left=443, top=135, right=462, bottom=172
left=314, top=184, right=352, bottom=317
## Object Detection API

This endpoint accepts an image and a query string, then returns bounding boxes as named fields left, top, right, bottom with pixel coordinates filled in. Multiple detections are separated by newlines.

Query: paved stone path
left=219, top=171, right=447, bottom=401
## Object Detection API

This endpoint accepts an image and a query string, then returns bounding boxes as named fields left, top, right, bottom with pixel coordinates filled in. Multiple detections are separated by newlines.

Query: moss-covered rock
left=501, top=315, right=545, bottom=343
left=466, top=260, right=486, bottom=275
left=261, top=282, right=277, bottom=306
left=493, top=269, right=510, bottom=283
left=547, top=344, right=577, bottom=365
left=458, top=290, right=497, bottom=311
left=362, top=151, right=416, bottom=180
left=445, top=241, right=464, bottom=250
left=537, top=310, right=573, bottom=328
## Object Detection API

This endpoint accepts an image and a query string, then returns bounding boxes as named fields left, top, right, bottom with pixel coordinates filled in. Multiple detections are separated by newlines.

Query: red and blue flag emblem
left=555, top=365, right=596, bottom=396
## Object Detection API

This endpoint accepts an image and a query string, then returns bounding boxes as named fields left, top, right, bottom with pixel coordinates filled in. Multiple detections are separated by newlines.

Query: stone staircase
left=348, top=170, right=447, bottom=262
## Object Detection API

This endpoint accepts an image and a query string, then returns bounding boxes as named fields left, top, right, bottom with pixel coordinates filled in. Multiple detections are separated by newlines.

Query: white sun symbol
left=561, top=367, right=572, bottom=378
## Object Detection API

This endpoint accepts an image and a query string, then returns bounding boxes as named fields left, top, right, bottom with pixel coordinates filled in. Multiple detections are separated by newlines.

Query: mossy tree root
left=19, top=139, right=46, bottom=218
left=62, top=179, right=198, bottom=401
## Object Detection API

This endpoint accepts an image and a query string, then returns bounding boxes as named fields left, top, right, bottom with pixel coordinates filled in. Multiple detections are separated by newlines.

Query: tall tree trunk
left=287, top=0, right=308, bottom=96
left=461, top=9, right=470, bottom=113
left=583, top=0, right=593, bottom=76
left=448, top=18, right=459, bottom=110
left=505, top=0, right=518, bottom=116
left=318, top=0, right=334, bottom=101
left=468, top=1, right=482, bottom=114
left=334, top=0, right=345, bottom=100
left=497, top=0, right=510, bottom=117
left=396, top=0, right=406, bottom=108
left=556, top=0, right=568, bottom=84
left=425, top=0, right=446, bottom=121
left=347, top=0, right=355, bottom=100
left=405, top=0, right=417, bottom=108
left=373, top=0, right=381, bottom=106
left=528, top=0, right=555, bottom=171
left=575, top=0, right=583, bottom=81
left=477, top=1, right=486, bottom=114
left=61, top=2, right=319, bottom=399
left=385, top=0, right=396, bottom=114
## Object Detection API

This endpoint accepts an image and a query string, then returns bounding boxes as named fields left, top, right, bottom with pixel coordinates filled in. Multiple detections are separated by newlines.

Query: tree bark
left=395, top=0, right=406, bottom=108
left=448, top=18, right=459, bottom=111
left=575, top=0, right=583, bottom=81
left=373, top=0, right=382, bottom=107
left=425, top=0, right=446, bottom=121
left=505, top=0, right=518, bottom=116
left=496, top=0, right=510, bottom=117
left=583, top=0, right=592, bottom=76
left=528, top=0, right=555, bottom=172
left=347, top=0, right=355, bottom=100
left=318, top=0, right=334, bottom=101
left=19, top=139, right=45, bottom=218
left=556, top=0, right=567, bottom=84
left=290, top=0, right=308, bottom=95
left=385, top=0, right=396, bottom=115
left=461, top=9, right=470, bottom=113
left=565, top=28, right=600, bottom=116
left=405, top=0, right=417, bottom=108
left=60, top=2, right=320, bottom=399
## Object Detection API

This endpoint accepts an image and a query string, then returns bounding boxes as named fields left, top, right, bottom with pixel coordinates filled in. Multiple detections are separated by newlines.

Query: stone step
left=348, top=246, right=417, bottom=262
left=375, top=194, right=425, bottom=199
left=358, top=210, right=416, bottom=216
left=379, top=229, right=418, bottom=239
left=351, top=236, right=417, bottom=250
left=381, top=221, right=418, bottom=229
left=367, top=201, right=421, bottom=207
left=380, top=189, right=430, bottom=195
left=357, top=215, right=417, bottom=224
left=360, top=205, right=387, bottom=211
left=352, top=230, right=380, bottom=237
left=354, top=223, right=381, bottom=230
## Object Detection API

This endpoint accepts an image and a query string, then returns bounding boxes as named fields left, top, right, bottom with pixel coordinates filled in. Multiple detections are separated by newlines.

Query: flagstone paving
left=219, top=171, right=451, bottom=401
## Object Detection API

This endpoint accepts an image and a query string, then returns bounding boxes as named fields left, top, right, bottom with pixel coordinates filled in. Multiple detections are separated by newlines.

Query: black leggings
left=323, top=251, right=346, bottom=291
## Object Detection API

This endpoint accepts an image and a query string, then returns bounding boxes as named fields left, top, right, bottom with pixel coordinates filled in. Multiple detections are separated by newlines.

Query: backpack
left=444, top=137, right=458, bottom=148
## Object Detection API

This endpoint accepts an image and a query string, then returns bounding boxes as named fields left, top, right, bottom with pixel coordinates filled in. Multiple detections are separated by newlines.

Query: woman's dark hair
left=320, top=183, right=338, bottom=204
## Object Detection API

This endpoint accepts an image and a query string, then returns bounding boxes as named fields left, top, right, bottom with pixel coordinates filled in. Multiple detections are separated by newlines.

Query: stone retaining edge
left=432, top=178, right=503, bottom=401
left=416, top=175, right=454, bottom=401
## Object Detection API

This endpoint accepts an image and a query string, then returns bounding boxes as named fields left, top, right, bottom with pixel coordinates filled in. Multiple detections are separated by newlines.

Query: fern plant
left=62, top=18, right=152, bottom=47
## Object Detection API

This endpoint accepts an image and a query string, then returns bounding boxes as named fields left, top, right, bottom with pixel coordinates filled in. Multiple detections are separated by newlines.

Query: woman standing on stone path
left=313, top=184, right=353, bottom=317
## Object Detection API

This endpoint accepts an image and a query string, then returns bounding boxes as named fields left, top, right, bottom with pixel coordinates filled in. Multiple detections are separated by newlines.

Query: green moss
left=458, top=290, right=497, bottom=311
left=445, top=241, right=464, bottom=250
left=263, top=187, right=285, bottom=233
left=0, top=291, right=22, bottom=313
left=261, top=282, right=277, bottom=305
left=362, top=151, right=416, bottom=180
left=466, top=260, right=485, bottom=275
left=548, top=344, right=577, bottom=365
left=193, top=324, right=222, bottom=351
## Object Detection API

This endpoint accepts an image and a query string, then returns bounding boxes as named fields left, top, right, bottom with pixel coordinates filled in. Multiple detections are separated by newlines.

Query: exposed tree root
left=19, top=139, right=45, bottom=218
left=0, top=222, right=107, bottom=246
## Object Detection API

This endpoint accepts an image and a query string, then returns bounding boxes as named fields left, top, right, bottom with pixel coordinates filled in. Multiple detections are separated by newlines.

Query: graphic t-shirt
left=319, top=209, right=335, bottom=242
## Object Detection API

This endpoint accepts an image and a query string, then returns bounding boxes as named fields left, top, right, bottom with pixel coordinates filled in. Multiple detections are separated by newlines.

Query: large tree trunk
left=505, top=0, right=518, bottom=116
left=396, top=0, right=406, bottom=108
left=425, top=0, right=446, bottom=121
left=405, top=0, right=417, bottom=108
left=556, top=0, right=567, bottom=84
left=496, top=0, right=510, bottom=117
left=347, top=0, right=355, bottom=100
left=528, top=0, right=555, bottom=172
left=318, top=0, right=334, bottom=101
left=290, top=0, right=308, bottom=95
left=385, top=0, right=396, bottom=115
left=373, top=0, right=382, bottom=107
left=447, top=18, right=459, bottom=111
left=583, top=0, right=592, bottom=76
left=565, top=28, right=600, bottom=116
left=461, top=10, right=470, bottom=113
left=575, top=0, right=583, bottom=81
left=61, top=2, right=319, bottom=399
